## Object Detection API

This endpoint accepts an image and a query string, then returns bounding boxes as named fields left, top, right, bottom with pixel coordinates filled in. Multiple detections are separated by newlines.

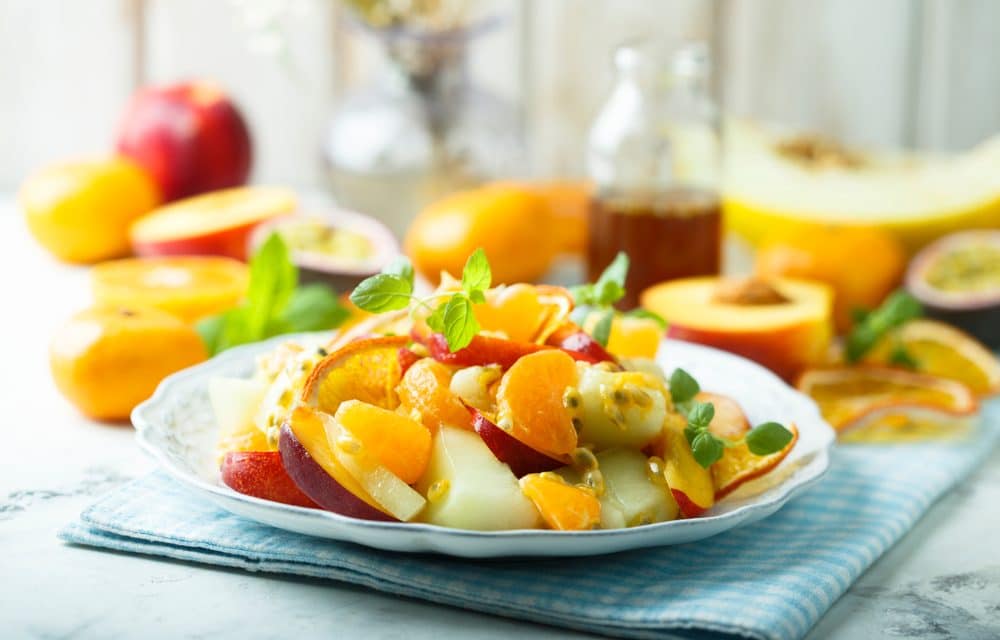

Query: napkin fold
left=62, top=403, right=999, bottom=640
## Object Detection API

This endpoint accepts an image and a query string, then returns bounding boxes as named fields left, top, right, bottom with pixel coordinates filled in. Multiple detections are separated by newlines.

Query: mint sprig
left=196, top=234, right=350, bottom=356
left=350, top=248, right=491, bottom=352
left=569, top=252, right=666, bottom=347
left=845, top=290, right=923, bottom=362
left=668, top=367, right=794, bottom=468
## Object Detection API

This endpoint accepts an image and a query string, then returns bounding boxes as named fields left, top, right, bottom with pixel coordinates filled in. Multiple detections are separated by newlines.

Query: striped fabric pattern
left=61, top=402, right=998, bottom=640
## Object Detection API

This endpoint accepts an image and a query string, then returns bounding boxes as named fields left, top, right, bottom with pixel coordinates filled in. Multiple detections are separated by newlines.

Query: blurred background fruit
left=91, top=256, right=249, bottom=323
left=249, top=210, right=399, bottom=292
left=20, top=158, right=160, bottom=263
left=754, top=226, right=905, bottom=332
left=495, top=180, right=592, bottom=255
left=906, top=230, right=1000, bottom=348
left=724, top=122, right=1000, bottom=253
left=405, top=184, right=560, bottom=285
left=116, top=80, right=252, bottom=202
left=49, top=306, right=207, bottom=420
left=130, top=186, right=296, bottom=260
left=642, top=276, right=833, bottom=381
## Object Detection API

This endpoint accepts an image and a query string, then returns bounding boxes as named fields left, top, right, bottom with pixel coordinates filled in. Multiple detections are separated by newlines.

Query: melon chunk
left=416, top=426, right=540, bottom=530
left=596, top=448, right=678, bottom=527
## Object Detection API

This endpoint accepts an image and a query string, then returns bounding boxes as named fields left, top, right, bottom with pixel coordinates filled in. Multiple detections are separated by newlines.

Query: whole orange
left=754, top=226, right=905, bottom=333
left=50, top=306, right=207, bottom=421
left=405, top=185, right=560, bottom=285
left=493, top=180, right=592, bottom=255
left=20, top=157, right=161, bottom=263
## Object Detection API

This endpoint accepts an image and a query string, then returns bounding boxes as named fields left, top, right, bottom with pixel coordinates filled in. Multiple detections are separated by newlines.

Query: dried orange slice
left=300, top=336, right=408, bottom=415
left=796, top=366, right=977, bottom=432
left=496, top=350, right=579, bottom=458
left=698, top=392, right=799, bottom=499
left=396, top=358, right=472, bottom=432
left=92, top=256, right=249, bottom=323
left=519, top=473, right=600, bottom=530
left=863, top=319, right=1000, bottom=396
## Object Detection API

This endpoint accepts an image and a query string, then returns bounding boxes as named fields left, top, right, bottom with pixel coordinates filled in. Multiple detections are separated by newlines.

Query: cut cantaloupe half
left=724, top=120, right=1000, bottom=253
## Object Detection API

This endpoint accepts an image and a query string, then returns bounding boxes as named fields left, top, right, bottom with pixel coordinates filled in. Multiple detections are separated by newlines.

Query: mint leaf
left=350, top=274, right=413, bottom=312
left=594, top=279, right=625, bottom=306
left=690, top=430, right=724, bottom=468
left=246, top=234, right=297, bottom=338
left=687, top=401, right=715, bottom=428
left=845, top=290, right=923, bottom=362
left=196, top=313, right=228, bottom=356
left=889, top=342, right=919, bottom=369
left=669, top=368, right=700, bottom=404
left=625, top=308, right=667, bottom=329
left=597, top=252, right=629, bottom=291
left=461, top=248, right=491, bottom=293
left=745, top=422, right=794, bottom=455
left=569, top=284, right=596, bottom=307
left=591, top=309, right=614, bottom=347
left=442, top=295, right=479, bottom=351
left=469, top=289, right=486, bottom=305
left=281, top=284, right=349, bottom=332
left=382, top=255, right=414, bottom=282
left=426, top=301, right=447, bottom=333
left=569, top=303, right=594, bottom=327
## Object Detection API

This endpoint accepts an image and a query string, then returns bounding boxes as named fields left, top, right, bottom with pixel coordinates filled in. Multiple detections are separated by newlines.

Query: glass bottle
left=323, top=18, right=524, bottom=239
left=587, top=40, right=722, bottom=309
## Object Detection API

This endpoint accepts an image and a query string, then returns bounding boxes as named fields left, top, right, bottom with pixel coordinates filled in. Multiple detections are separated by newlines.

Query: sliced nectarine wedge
left=424, top=332, right=549, bottom=369
left=697, top=392, right=799, bottom=499
left=496, top=350, right=579, bottom=459
left=796, top=365, right=977, bottom=432
left=333, top=399, right=432, bottom=484
left=396, top=358, right=473, bottom=432
left=221, top=451, right=318, bottom=508
left=519, top=473, right=601, bottom=531
left=278, top=406, right=392, bottom=520
left=655, top=426, right=715, bottom=517
left=300, top=335, right=409, bottom=415
left=471, top=409, right=563, bottom=477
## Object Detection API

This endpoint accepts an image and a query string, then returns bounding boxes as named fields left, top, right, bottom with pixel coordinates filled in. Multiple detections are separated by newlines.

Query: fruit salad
left=213, top=251, right=799, bottom=531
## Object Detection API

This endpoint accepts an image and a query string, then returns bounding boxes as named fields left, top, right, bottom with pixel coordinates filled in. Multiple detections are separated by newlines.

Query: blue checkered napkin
left=61, top=402, right=999, bottom=640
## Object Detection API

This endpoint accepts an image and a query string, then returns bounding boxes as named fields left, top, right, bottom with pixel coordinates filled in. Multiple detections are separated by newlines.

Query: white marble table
left=1, top=202, right=998, bottom=639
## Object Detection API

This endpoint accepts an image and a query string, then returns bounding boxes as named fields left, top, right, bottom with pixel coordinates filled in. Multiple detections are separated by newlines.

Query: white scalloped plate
left=132, top=334, right=835, bottom=558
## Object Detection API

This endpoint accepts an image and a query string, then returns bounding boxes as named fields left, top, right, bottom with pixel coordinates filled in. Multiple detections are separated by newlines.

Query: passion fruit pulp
left=249, top=210, right=399, bottom=292
left=906, top=230, right=1000, bottom=348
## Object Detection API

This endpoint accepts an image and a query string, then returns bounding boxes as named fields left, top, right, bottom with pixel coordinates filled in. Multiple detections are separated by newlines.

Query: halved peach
left=698, top=392, right=799, bottom=499
left=641, top=277, right=833, bottom=381
left=130, top=186, right=296, bottom=260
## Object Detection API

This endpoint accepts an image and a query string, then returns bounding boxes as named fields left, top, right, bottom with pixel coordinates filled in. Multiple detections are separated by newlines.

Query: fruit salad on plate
left=212, top=250, right=798, bottom=531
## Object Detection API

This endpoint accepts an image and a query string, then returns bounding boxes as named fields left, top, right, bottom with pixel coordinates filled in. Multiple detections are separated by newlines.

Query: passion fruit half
left=906, top=230, right=1000, bottom=348
left=249, top=209, right=399, bottom=292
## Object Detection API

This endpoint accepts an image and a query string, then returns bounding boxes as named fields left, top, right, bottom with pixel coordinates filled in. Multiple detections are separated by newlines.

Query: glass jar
left=587, top=40, right=722, bottom=309
left=323, top=18, right=525, bottom=239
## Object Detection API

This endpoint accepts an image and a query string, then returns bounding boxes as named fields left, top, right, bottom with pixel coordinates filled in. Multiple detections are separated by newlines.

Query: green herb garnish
left=350, top=248, right=492, bottom=352
left=197, top=234, right=350, bottom=355
left=845, top=290, right=923, bottom=362
left=669, top=367, right=794, bottom=468
left=569, top=252, right=666, bottom=347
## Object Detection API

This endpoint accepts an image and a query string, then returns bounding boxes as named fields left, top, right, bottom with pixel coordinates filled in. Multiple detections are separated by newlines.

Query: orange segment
left=92, top=256, right=249, bottom=323
left=496, top=350, right=579, bottom=458
left=301, top=336, right=409, bottom=415
left=796, top=366, right=978, bottom=432
left=583, top=312, right=662, bottom=359
left=396, top=358, right=472, bottom=432
left=334, top=400, right=432, bottom=484
left=519, top=473, right=600, bottom=530
left=863, top=319, right=1000, bottom=395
